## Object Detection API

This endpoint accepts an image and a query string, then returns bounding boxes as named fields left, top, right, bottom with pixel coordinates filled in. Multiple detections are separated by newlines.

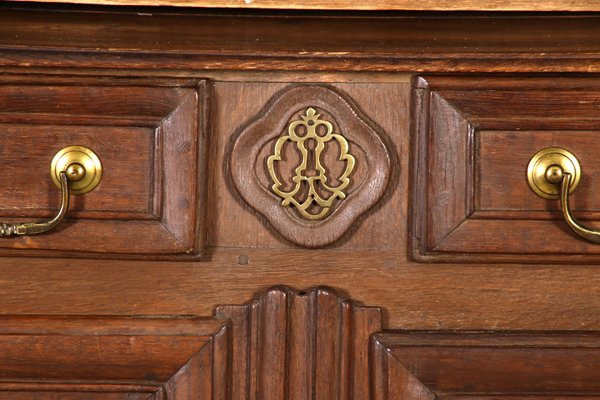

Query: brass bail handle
left=527, top=147, right=600, bottom=243
left=0, top=146, right=102, bottom=237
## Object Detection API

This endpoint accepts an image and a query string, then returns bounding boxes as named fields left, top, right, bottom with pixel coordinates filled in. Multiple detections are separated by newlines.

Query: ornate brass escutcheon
left=267, top=107, right=355, bottom=220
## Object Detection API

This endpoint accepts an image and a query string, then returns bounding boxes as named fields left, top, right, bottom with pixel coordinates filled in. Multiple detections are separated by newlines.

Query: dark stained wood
left=412, top=76, right=600, bottom=263
left=0, top=81, right=206, bottom=259
left=372, top=331, right=600, bottom=398
left=229, top=84, right=390, bottom=247
left=1, top=9, right=600, bottom=73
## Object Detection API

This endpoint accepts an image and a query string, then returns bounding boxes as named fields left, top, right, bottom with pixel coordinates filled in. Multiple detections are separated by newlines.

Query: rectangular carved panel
left=0, top=79, right=207, bottom=259
left=411, top=76, right=600, bottom=263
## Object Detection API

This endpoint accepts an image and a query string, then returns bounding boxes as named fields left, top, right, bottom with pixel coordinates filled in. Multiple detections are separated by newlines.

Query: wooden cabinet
left=0, top=6, right=599, bottom=399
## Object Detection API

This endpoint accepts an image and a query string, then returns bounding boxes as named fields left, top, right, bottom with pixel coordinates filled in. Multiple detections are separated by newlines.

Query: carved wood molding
left=216, top=286, right=382, bottom=400
left=229, top=85, right=390, bottom=247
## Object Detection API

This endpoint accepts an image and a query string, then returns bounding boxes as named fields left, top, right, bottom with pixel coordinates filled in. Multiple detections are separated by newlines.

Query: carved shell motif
left=229, top=85, right=390, bottom=248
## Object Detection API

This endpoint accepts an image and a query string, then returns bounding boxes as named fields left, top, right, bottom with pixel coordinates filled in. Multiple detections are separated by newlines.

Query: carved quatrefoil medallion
left=229, top=85, right=390, bottom=248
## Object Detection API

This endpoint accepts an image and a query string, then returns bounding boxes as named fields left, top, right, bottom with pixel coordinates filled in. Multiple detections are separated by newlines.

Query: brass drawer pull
left=527, top=147, right=600, bottom=243
left=0, top=146, right=101, bottom=237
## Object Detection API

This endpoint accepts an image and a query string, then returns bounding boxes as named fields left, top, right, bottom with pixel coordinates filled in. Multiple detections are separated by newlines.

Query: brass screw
left=545, top=164, right=564, bottom=185
left=66, top=163, right=86, bottom=182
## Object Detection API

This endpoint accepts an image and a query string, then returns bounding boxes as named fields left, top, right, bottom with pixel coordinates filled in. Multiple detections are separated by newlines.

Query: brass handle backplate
left=0, top=146, right=102, bottom=237
left=527, top=147, right=600, bottom=243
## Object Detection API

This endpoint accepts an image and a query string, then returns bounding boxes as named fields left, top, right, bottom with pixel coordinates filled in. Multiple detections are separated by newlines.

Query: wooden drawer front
left=412, top=76, right=600, bottom=263
left=0, top=81, right=206, bottom=259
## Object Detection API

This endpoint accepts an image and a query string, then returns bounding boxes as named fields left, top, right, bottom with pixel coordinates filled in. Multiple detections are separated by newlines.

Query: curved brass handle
left=560, top=172, right=600, bottom=243
left=527, top=147, right=600, bottom=243
left=0, top=146, right=102, bottom=237
left=0, top=172, right=70, bottom=237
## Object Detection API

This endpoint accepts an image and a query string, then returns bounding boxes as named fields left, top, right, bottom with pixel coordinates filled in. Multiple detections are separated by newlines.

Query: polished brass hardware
left=51, top=145, right=102, bottom=194
left=527, top=147, right=600, bottom=243
left=267, top=107, right=355, bottom=220
left=0, top=146, right=101, bottom=237
left=0, top=172, right=70, bottom=237
left=559, top=172, right=600, bottom=243
left=526, top=147, right=580, bottom=200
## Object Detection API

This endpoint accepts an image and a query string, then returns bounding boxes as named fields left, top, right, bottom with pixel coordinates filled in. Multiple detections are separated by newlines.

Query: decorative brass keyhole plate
left=267, top=108, right=355, bottom=220
left=229, top=85, right=390, bottom=248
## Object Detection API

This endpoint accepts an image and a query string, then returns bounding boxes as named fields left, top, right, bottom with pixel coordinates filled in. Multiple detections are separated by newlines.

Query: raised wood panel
left=0, top=316, right=228, bottom=400
left=372, top=331, right=600, bottom=399
left=412, top=76, right=600, bottom=263
left=0, top=81, right=207, bottom=259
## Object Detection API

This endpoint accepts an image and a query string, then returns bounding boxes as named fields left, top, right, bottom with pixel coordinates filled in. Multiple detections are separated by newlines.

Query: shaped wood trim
left=229, top=85, right=390, bottom=247
left=2, top=9, right=600, bottom=73
left=216, top=286, right=382, bottom=400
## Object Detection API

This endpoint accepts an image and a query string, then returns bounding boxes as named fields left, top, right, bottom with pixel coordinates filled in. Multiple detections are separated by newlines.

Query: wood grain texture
left=372, top=331, right=600, bottom=398
left=1, top=9, right=600, bottom=73
left=211, top=81, right=403, bottom=251
left=8, top=0, right=600, bottom=12
left=0, top=8, right=599, bottom=398
left=0, top=315, right=228, bottom=399
left=0, top=81, right=206, bottom=259
left=412, top=76, right=600, bottom=263
left=215, top=286, right=383, bottom=400
left=229, top=84, right=390, bottom=247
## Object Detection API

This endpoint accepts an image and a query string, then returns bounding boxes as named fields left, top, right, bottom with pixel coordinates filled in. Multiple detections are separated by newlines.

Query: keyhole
left=304, top=138, right=318, bottom=177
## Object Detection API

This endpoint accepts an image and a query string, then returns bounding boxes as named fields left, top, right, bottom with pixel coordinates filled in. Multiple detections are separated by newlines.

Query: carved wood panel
left=229, top=85, right=391, bottom=248
left=0, top=80, right=208, bottom=260
left=411, top=76, right=600, bottom=263
left=0, top=316, right=229, bottom=400
left=3, top=288, right=600, bottom=399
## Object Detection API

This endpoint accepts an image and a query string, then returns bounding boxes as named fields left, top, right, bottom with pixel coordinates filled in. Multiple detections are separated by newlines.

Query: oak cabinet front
left=0, top=6, right=599, bottom=399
